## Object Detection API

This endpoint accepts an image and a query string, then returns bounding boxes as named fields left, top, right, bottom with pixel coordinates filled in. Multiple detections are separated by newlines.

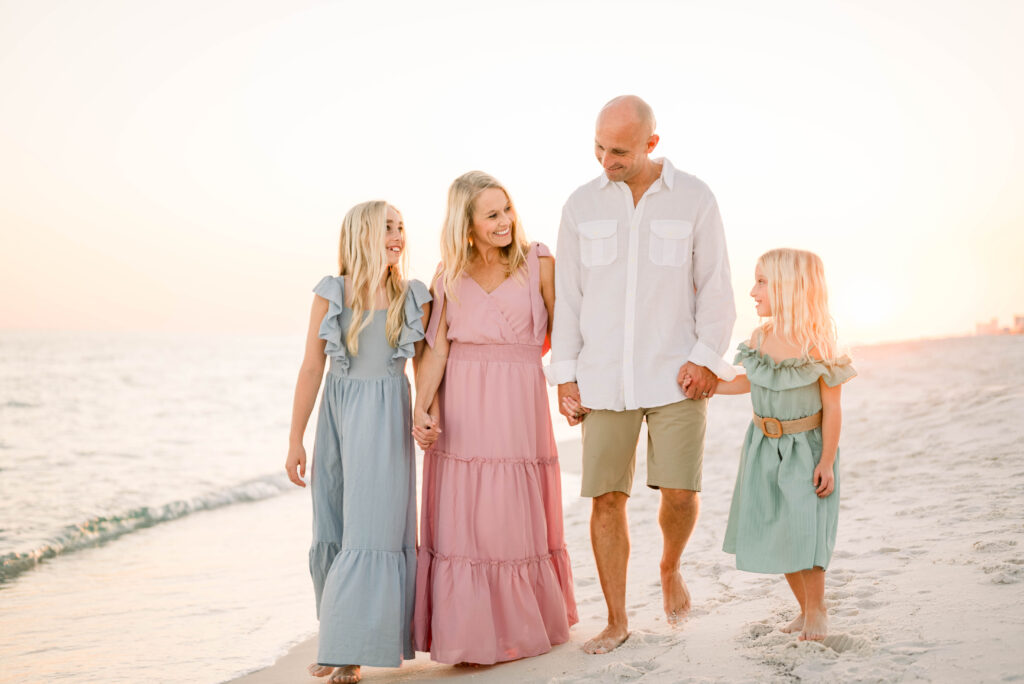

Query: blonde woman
left=686, top=248, right=856, bottom=642
left=285, top=201, right=431, bottom=684
left=411, top=171, right=578, bottom=665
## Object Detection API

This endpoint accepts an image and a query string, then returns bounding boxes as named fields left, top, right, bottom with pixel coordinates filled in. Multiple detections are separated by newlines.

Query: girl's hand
left=813, top=460, right=835, bottom=497
left=286, top=443, right=307, bottom=488
left=413, top=407, right=441, bottom=449
left=560, top=394, right=591, bottom=427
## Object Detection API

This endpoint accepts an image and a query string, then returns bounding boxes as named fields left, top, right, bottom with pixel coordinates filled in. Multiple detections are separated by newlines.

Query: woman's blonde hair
left=438, top=171, right=529, bottom=299
left=337, top=200, right=408, bottom=355
left=757, top=248, right=839, bottom=363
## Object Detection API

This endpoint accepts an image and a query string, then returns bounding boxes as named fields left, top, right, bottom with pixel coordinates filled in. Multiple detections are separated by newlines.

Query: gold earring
left=468, top=235, right=474, bottom=248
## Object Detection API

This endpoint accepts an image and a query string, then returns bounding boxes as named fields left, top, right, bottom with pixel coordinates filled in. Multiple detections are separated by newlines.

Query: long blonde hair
left=438, top=171, right=529, bottom=299
left=757, top=248, right=839, bottom=363
left=337, top=200, right=408, bottom=355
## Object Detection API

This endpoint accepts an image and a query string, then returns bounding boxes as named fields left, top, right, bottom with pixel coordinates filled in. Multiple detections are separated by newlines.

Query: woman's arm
left=412, top=297, right=449, bottom=448
left=285, top=295, right=329, bottom=487
left=814, top=378, right=842, bottom=497
left=539, top=255, right=555, bottom=355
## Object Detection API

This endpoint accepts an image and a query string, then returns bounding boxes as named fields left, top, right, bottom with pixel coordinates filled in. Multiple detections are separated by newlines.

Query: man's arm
left=548, top=202, right=586, bottom=424
left=685, top=187, right=737, bottom=384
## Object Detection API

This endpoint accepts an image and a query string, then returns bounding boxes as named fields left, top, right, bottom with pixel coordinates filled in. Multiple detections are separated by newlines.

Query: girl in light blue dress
left=686, top=248, right=855, bottom=642
left=285, top=201, right=431, bottom=684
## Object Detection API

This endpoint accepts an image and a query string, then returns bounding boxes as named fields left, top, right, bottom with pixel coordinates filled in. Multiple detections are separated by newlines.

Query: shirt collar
left=597, top=157, right=675, bottom=190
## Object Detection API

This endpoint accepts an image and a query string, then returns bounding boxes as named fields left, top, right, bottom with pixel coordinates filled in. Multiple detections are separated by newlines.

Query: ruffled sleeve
left=734, top=342, right=857, bottom=391
left=528, top=241, right=553, bottom=346
left=393, top=279, right=432, bottom=360
left=821, top=356, right=857, bottom=386
left=313, top=275, right=349, bottom=370
left=424, top=268, right=446, bottom=348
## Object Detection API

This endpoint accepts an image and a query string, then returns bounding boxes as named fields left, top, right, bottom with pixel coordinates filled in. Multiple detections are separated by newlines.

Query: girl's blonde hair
left=438, top=171, right=529, bottom=299
left=757, top=248, right=839, bottom=363
left=337, top=200, right=408, bottom=355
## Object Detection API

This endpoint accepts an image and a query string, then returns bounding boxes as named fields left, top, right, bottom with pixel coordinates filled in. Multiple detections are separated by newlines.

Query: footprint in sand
left=973, top=539, right=1018, bottom=553
left=742, top=621, right=774, bottom=640
left=983, top=562, right=1024, bottom=584
left=626, top=630, right=679, bottom=647
left=822, top=633, right=873, bottom=655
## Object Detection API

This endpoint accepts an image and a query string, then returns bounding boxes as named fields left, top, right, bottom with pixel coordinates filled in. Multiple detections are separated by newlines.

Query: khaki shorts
left=580, top=398, right=707, bottom=497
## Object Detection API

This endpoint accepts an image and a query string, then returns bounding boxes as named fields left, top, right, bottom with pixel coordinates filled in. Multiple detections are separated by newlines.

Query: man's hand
left=678, top=362, right=718, bottom=400
left=557, top=382, right=589, bottom=426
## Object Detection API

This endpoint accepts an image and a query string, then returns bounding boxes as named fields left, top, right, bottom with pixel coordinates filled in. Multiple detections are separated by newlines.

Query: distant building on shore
left=976, top=316, right=1024, bottom=335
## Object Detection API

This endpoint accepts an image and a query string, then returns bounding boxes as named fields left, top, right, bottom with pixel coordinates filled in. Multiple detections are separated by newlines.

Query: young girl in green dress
left=688, top=248, right=856, bottom=641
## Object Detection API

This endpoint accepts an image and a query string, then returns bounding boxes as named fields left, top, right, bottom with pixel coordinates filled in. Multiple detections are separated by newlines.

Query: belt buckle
left=762, top=417, right=783, bottom=438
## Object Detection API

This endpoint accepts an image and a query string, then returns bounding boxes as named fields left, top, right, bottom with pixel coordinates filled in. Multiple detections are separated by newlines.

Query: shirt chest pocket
left=578, top=220, right=618, bottom=267
left=648, top=220, right=693, bottom=267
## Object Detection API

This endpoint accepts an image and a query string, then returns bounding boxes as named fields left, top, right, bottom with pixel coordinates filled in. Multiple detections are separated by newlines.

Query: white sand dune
left=233, top=336, right=1024, bottom=683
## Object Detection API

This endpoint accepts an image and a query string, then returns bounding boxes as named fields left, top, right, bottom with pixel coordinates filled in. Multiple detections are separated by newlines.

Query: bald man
left=548, top=95, right=736, bottom=654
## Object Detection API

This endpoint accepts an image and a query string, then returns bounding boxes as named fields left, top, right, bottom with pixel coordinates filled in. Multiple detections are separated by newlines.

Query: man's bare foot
left=308, top=664, right=334, bottom=677
left=661, top=569, right=692, bottom=626
left=583, top=625, right=630, bottom=654
left=799, top=609, right=828, bottom=641
left=327, top=665, right=361, bottom=683
left=780, top=613, right=805, bottom=634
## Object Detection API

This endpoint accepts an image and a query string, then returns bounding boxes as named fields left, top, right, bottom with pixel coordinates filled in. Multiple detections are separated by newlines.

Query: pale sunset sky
left=1, top=0, right=1021, bottom=346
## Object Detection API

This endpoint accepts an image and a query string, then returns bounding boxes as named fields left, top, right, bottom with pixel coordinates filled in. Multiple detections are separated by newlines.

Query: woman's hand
left=286, top=443, right=307, bottom=487
left=558, top=385, right=590, bottom=427
left=413, top=406, right=441, bottom=450
left=813, top=459, right=835, bottom=497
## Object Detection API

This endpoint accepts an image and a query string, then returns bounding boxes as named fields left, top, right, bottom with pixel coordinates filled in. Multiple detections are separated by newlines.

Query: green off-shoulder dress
left=722, top=343, right=856, bottom=574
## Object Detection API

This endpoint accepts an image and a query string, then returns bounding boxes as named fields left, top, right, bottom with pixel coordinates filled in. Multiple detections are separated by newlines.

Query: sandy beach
left=231, top=337, right=1024, bottom=683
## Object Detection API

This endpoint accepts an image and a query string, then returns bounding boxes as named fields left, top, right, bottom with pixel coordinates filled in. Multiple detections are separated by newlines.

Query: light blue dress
left=308, top=276, right=431, bottom=667
left=722, top=343, right=856, bottom=574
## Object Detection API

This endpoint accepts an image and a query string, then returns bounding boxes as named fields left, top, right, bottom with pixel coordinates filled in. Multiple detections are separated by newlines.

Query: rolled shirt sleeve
left=685, top=188, right=737, bottom=381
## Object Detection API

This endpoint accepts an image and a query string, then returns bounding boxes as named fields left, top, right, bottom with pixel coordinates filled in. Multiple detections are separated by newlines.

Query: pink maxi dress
left=413, top=242, right=578, bottom=664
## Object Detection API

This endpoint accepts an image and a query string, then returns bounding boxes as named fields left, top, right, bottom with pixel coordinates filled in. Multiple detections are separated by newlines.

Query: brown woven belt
left=753, top=410, right=822, bottom=438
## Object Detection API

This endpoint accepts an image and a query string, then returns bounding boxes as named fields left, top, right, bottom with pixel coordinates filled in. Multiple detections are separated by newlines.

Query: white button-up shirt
left=548, top=158, right=737, bottom=411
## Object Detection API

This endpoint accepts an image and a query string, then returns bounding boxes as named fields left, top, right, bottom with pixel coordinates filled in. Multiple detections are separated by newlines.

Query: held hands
left=557, top=382, right=590, bottom=426
left=678, top=362, right=718, bottom=400
left=412, top=406, right=442, bottom=450
left=813, top=459, right=836, bottom=498
left=285, top=443, right=307, bottom=487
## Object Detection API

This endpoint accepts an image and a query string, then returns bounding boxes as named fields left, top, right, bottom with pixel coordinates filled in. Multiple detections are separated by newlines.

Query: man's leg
left=579, top=408, right=643, bottom=655
left=645, top=398, right=707, bottom=624
left=658, top=487, right=698, bottom=623
left=585, top=491, right=631, bottom=654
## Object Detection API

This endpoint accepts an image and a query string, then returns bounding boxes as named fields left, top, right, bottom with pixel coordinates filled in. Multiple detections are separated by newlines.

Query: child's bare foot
left=328, top=665, right=361, bottom=683
left=308, top=664, right=333, bottom=677
left=799, top=609, right=828, bottom=641
left=780, top=613, right=805, bottom=634
left=583, top=624, right=630, bottom=654
left=661, top=568, right=692, bottom=626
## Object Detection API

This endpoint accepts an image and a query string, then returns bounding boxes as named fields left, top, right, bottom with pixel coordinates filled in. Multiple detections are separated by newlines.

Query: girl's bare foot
left=328, top=665, right=361, bottom=683
left=308, top=664, right=333, bottom=677
left=799, top=609, right=828, bottom=641
left=583, top=624, right=630, bottom=654
left=780, top=613, right=805, bottom=634
left=661, top=569, right=692, bottom=626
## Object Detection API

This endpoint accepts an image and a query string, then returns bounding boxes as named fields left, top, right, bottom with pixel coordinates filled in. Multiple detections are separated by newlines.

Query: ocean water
left=0, top=331, right=582, bottom=684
